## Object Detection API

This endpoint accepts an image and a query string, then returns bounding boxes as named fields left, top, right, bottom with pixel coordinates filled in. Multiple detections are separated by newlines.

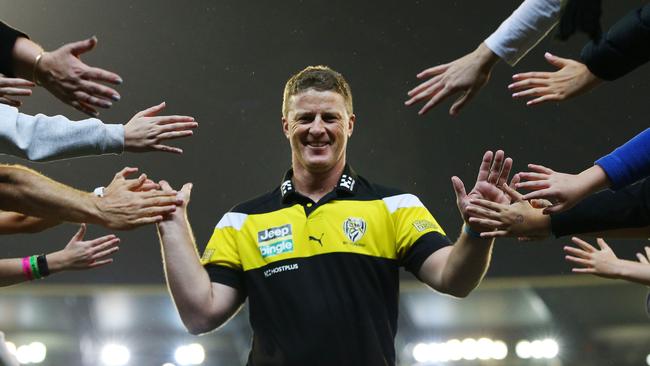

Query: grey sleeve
left=0, top=104, right=124, bottom=162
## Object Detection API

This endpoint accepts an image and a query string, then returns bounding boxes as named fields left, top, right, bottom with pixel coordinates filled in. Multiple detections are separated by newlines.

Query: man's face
left=283, top=89, right=355, bottom=173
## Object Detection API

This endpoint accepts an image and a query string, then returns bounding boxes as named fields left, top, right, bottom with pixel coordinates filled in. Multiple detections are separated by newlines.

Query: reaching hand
left=466, top=182, right=550, bottom=239
left=124, top=102, right=197, bottom=154
left=453, top=150, right=513, bottom=232
left=509, top=52, right=602, bottom=106
left=516, top=164, right=608, bottom=214
left=158, top=180, right=193, bottom=219
left=564, top=237, right=622, bottom=279
left=637, top=247, right=650, bottom=265
left=0, top=75, right=34, bottom=107
left=98, top=167, right=182, bottom=230
left=405, top=43, right=498, bottom=116
left=48, top=224, right=120, bottom=271
left=35, top=36, right=122, bottom=116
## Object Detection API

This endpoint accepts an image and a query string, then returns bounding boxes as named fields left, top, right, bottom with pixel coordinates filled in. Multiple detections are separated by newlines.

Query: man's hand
left=637, top=246, right=650, bottom=265
left=97, top=167, right=182, bottom=230
left=516, top=164, right=609, bottom=214
left=452, top=150, right=513, bottom=232
left=34, top=36, right=122, bottom=116
left=47, top=224, right=120, bottom=272
left=0, top=75, right=34, bottom=107
left=405, top=43, right=499, bottom=116
left=466, top=182, right=551, bottom=239
left=158, top=180, right=193, bottom=222
left=509, top=52, right=602, bottom=106
left=564, top=237, right=622, bottom=279
left=124, top=102, right=197, bottom=154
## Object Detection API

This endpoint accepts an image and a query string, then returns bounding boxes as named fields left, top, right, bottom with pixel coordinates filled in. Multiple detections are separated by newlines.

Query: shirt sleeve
left=580, top=4, right=650, bottom=81
left=0, top=21, right=28, bottom=77
left=550, top=178, right=650, bottom=237
left=484, top=0, right=564, bottom=66
left=0, top=104, right=124, bottom=161
left=383, top=193, right=452, bottom=277
left=201, top=212, right=248, bottom=293
left=595, top=128, right=650, bottom=190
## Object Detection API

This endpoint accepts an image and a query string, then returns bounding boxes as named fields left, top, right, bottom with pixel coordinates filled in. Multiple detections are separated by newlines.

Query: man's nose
left=309, top=116, right=326, bottom=134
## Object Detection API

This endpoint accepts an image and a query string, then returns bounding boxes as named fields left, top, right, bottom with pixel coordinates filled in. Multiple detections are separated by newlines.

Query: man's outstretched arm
left=157, top=181, right=243, bottom=335
left=0, top=165, right=180, bottom=230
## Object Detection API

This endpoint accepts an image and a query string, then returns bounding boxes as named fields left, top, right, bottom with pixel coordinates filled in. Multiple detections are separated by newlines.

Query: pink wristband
left=22, top=256, right=33, bottom=281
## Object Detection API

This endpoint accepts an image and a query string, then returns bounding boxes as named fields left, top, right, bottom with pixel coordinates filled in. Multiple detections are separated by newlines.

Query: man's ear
left=347, top=114, right=356, bottom=138
left=282, top=116, right=290, bottom=138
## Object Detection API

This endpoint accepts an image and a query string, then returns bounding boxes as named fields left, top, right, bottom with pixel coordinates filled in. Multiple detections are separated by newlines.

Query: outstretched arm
left=157, top=181, right=243, bottom=334
left=419, top=150, right=513, bottom=297
left=405, top=0, right=562, bottom=116
left=0, top=165, right=180, bottom=230
left=12, top=35, right=121, bottom=116
left=564, top=237, right=650, bottom=286
left=0, top=224, right=119, bottom=287
left=0, top=211, right=59, bottom=234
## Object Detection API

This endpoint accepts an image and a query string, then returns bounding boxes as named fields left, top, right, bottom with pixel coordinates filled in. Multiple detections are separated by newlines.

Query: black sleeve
left=580, top=4, right=650, bottom=81
left=401, top=231, right=452, bottom=279
left=550, top=178, right=650, bottom=237
left=0, top=21, right=28, bottom=77
left=204, top=264, right=248, bottom=296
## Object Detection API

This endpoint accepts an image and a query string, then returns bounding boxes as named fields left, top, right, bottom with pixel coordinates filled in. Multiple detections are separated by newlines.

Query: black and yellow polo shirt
left=201, top=166, right=451, bottom=366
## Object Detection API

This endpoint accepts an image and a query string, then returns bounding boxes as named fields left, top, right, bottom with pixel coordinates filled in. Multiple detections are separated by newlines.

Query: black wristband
left=37, top=254, right=50, bottom=277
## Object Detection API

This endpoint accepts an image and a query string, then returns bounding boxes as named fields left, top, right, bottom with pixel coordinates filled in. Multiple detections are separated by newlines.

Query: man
left=157, top=66, right=511, bottom=365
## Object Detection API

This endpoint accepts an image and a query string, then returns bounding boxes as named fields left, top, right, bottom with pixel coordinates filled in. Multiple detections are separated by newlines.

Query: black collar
left=280, top=164, right=359, bottom=203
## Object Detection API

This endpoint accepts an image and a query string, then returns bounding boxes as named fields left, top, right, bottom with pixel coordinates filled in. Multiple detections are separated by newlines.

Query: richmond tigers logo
left=342, top=217, right=367, bottom=242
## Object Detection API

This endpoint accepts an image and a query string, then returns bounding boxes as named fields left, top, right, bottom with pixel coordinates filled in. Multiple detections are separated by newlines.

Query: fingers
left=496, top=157, right=513, bottom=188
left=138, top=179, right=160, bottom=191
left=125, top=173, right=147, bottom=190
left=527, top=163, right=554, bottom=175
left=595, top=238, right=610, bottom=250
left=502, top=183, right=524, bottom=202
left=70, top=100, right=99, bottom=117
left=564, top=254, right=592, bottom=267
left=157, top=130, right=194, bottom=140
left=517, top=172, right=549, bottom=182
left=487, top=150, right=505, bottom=184
left=0, top=77, right=35, bottom=88
left=449, top=88, right=476, bottom=116
left=72, top=223, right=87, bottom=241
left=451, top=176, right=467, bottom=201
left=469, top=198, right=504, bottom=212
left=416, top=64, right=449, bottom=79
left=479, top=230, right=509, bottom=238
left=114, top=167, right=139, bottom=180
left=135, top=102, right=166, bottom=118
left=465, top=205, right=502, bottom=221
left=67, top=36, right=98, bottom=56
left=88, top=258, right=114, bottom=268
left=511, top=72, right=551, bottom=81
left=151, top=144, right=183, bottom=154
left=476, top=150, right=494, bottom=182
left=637, top=250, right=649, bottom=264
left=418, top=86, right=454, bottom=115
left=0, top=96, right=23, bottom=107
left=90, top=238, right=120, bottom=260
left=526, top=94, right=561, bottom=106
left=0, top=87, right=33, bottom=96
left=132, top=216, right=164, bottom=226
left=158, top=180, right=174, bottom=192
left=512, top=87, right=551, bottom=99
left=508, top=78, right=550, bottom=93
left=72, top=90, right=112, bottom=109
left=543, top=52, right=569, bottom=68
left=155, top=116, right=196, bottom=125
left=468, top=216, right=502, bottom=228
left=406, top=74, right=443, bottom=100
left=571, top=236, right=596, bottom=252
left=517, top=182, right=551, bottom=193
left=83, top=66, right=123, bottom=86
left=79, top=79, right=120, bottom=102
left=509, top=173, right=521, bottom=189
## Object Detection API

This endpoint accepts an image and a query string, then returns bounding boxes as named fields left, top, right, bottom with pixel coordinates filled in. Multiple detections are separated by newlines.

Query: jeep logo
left=258, top=224, right=292, bottom=243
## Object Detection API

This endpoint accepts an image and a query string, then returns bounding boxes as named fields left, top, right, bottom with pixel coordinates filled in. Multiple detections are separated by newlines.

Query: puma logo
left=308, top=233, right=324, bottom=246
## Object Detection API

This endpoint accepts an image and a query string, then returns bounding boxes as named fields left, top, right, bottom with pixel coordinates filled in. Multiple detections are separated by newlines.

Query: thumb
left=451, top=176, right=467, bottom=201
left=180, top=183, right=193, bottom=201
left=503, top=183, right=524, bottom=202
left=73, top=223, right=87, bottom=241
left=68, top=36, right=98, bottom=56
left=544, top=52, right=568, bottom=68
left=135, top=102, right=166, bottom=118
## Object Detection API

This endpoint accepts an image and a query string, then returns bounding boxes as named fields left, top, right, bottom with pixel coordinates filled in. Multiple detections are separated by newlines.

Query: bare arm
left=0, top=211, right=59, bottom=234
left=156, top=181, right=243, bottom=335
left=0, top=165, right=179, bottom=230
left=0, top=224, right=118, bottom=287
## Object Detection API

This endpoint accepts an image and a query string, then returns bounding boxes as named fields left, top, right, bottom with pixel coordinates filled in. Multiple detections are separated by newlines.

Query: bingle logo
left=280, top=180, right=293, bottom=195
left=339, top=174, right=355, bottom=191
left=343, top=217, right=366, bottom=242
left=258, top=224, right=292, bottom=243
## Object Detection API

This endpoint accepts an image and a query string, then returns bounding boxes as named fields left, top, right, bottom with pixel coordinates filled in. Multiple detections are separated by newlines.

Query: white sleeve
left=0, top=104, right=124, bottom=162
left=484, top=0, right=564, bottom=66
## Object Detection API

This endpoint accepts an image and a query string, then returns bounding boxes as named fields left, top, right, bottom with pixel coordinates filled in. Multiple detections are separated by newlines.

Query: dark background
left=1, top=0, right=648, bottom=284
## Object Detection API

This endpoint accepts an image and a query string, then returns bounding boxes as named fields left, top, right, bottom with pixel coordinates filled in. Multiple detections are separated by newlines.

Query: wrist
left=46, top=251, right=67, bottom=273
left=11, top=37, right=44, bottom=80
left=579, top=165, right=611, bottom=194
left=463, top=223, right=483, bottom=239
left=475, top=42, right=500, bottom=70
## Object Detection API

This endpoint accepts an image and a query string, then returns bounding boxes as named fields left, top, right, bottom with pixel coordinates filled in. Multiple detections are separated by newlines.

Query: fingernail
left=103, top=101, right=113, bottom=108
left=115, top=77, right=123, bottom=84
left=112, top=94, right=121, bottom=101
left=512, top=92, right=519, bottom=97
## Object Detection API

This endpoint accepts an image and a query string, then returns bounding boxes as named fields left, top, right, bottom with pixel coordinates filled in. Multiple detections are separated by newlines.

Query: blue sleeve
left=595, top=128, right=650, bottom=190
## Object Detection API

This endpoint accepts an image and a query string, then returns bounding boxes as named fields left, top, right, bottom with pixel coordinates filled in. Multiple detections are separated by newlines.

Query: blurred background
left=0, top=0, right=648, bottom=365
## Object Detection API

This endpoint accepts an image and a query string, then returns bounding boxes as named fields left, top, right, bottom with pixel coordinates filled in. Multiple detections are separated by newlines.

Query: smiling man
left=157, top=66, right=511, bottom=366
